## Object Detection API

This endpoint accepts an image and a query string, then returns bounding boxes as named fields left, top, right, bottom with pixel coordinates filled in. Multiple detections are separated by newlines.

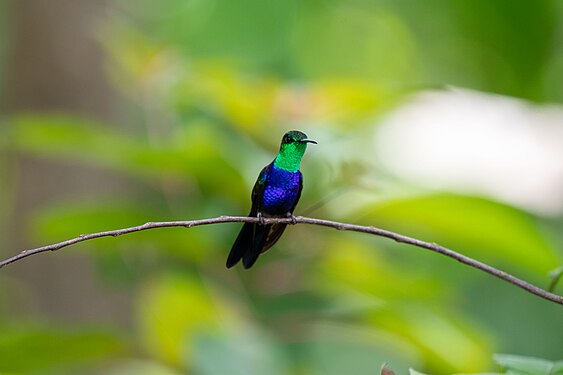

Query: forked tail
left=226, top=222, right=270, bottom=269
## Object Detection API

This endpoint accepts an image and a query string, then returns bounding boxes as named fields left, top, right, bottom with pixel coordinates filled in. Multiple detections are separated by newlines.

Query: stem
left=1, top=215, right=561, bottom=305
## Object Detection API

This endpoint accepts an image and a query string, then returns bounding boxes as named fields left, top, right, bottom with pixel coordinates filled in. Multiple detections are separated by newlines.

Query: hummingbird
left=226, top=130, right=317, bottom=269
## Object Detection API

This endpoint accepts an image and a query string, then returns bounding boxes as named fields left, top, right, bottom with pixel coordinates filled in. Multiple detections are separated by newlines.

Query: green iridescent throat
left=273, top=142, right=307, bottom=172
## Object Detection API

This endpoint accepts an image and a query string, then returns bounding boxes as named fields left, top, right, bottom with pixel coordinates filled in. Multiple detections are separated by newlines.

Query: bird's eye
left=284, top=135, right=291, bottom=143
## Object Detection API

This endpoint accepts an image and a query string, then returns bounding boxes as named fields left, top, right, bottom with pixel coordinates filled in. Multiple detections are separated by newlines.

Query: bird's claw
left=257, top=212, right=266, bottom=225
left=286, top=213, right=298, bottom=225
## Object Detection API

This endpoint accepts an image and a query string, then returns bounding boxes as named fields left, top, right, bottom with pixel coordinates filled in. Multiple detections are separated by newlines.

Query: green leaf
left=304, top=322, right=419, bottom=375
left=192, top=331, right=288, bottom=375
left=370, top=305, right=492, bottom=373
left=0, top=325, right=124, bottom=373
left=494, top=354, right=563, bottom=375
left=410, top=369, right=431, bottom=375
left=9, top=114, right=189, bottom=179
left=314, top=236, right=448, bottom=302
left=136, top=274, right=238, bottom=367
left=360, top=194, right=560, bottom=276
left=10, top=115, right=246, bottom=196
left=31, top=200, right=150, bottom=241
left=11, top=114, right=149, bottom=170
left=548, top=266, right=563, bottom=292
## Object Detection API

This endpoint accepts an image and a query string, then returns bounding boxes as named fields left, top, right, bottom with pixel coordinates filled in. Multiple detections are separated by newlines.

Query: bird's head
left=275, top=130, right=317, bottom=172
left=281, top=130, right=318, bottom=146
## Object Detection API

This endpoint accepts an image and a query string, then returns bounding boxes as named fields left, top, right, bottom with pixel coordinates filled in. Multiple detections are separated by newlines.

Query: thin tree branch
left=1, top=216, right=561, bottom=305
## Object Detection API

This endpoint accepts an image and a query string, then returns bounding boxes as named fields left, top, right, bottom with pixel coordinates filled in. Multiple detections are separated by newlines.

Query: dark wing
left=291, top=170, right=304, bottom=213
left=261, top=170, right=302, bottom=253
left=226, top=164, right=271, bottom=269
left=250, top=164, right=270, bottom=214
left=261, top=224, right=287, bottom=253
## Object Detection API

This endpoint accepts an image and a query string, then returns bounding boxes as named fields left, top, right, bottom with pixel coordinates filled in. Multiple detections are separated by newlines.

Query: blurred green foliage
left=0, top=324, right=124, bottom=373
left=1, top=1, right=562, bottom=374
left=493, top=354, right=563, bottom=375
left=410, top=354, right=563, bottom=375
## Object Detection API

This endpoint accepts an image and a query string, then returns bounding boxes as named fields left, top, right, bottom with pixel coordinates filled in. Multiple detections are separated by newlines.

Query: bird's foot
left=286, top=213, right=298, bottom=225
left=257, top=212, right=266, bottom=225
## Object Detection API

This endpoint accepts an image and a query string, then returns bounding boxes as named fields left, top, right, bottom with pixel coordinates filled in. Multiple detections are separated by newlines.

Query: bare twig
left=1, top=215, right=561, bottom=305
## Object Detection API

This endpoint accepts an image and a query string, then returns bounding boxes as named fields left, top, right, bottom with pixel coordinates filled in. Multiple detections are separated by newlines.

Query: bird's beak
left=300, top=138, right=318, bottom=144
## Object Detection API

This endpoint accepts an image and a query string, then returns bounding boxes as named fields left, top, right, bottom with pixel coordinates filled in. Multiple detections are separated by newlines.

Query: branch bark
left=1, top=215, right=561, bottom=305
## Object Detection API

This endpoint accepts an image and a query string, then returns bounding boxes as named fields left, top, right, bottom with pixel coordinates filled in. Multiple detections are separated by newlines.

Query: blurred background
left=0, top=0, right=562, bottom=374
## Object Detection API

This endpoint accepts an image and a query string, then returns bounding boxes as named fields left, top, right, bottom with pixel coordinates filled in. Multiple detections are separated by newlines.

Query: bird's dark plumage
left=226, top=131, right=316, bottom=269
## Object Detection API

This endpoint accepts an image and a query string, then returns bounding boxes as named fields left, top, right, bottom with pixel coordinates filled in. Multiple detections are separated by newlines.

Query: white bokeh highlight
left=375, top=88, right=563, bottom=215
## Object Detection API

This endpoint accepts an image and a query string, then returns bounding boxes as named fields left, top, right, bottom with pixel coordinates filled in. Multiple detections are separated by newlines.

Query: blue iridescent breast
left=261, top=165, right=302, bottom=214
